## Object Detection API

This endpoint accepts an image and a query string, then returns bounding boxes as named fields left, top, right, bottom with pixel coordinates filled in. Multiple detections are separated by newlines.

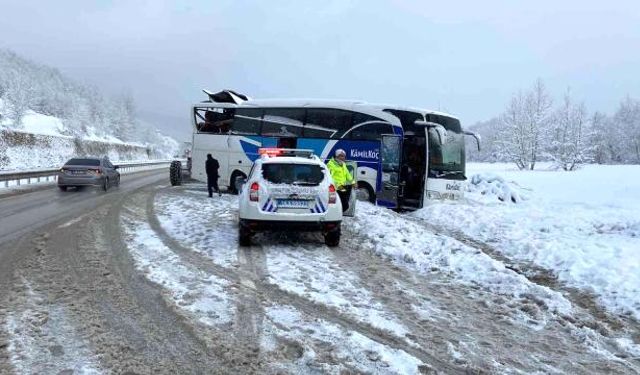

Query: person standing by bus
left=205, top=154, right=221, bottom=197
left=327, top=149, right=355, bottom=212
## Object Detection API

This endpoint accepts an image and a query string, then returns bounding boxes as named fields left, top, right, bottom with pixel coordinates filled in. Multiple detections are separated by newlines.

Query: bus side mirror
left=463, top=131, right=481, bottom=151
left=414, top=120, right=447, bottom=144
left=430, top=125, right=446, bottom=145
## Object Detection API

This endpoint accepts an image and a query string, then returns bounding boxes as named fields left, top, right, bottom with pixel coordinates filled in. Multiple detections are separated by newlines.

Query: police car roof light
left=258, top=148, right=314, bottom=158
left=258, top=148, right=283, bottom=157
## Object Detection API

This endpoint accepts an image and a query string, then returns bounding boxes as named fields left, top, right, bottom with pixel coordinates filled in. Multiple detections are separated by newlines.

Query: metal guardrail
left=0, top=160, right=182, bottom=188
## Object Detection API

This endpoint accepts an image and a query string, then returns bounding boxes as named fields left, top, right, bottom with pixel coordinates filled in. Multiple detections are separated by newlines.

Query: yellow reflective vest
left=327, top=158, right=354, bottom=189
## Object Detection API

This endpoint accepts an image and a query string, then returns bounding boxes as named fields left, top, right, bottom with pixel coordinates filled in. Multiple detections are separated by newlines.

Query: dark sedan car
left=57, top=157, right=120, bottom=191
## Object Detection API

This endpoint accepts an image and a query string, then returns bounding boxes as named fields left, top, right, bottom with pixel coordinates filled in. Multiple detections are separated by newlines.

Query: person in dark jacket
left=205, top=154, right=221, bottom=197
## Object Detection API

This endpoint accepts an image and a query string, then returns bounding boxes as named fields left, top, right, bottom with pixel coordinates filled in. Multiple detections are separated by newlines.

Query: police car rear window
left=262, top=163, right=324, bottom=186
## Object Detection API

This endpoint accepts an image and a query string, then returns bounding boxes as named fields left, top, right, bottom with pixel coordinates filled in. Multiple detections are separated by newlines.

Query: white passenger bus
left=184, top=90, right=479, bottom=210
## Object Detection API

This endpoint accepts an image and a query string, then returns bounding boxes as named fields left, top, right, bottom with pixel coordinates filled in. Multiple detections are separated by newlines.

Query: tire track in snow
left=405, top=216, right=640, bottom=339
left=0, top=234, right=103, bottom=375
left=337, top=225, right=637, bottom=373
left=392, top=210, right=640, bottom=372
left=146, top=186, right=460, bottom=373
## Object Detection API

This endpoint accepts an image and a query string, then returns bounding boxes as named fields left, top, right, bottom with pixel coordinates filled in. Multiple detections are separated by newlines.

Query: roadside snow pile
left=415, top=163, right=640, bottom=320
left=347, top=202, right=573, bottom=321
left=467, top=173, right=527, bottom=203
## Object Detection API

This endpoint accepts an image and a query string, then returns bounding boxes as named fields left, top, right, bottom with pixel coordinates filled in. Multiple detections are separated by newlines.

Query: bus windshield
left=428, top=130, right=465, bottom=178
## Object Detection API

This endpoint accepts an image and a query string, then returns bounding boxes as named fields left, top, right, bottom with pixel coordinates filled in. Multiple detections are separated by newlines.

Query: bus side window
left=305, top=109, right=352, bottom=139
left=262, top=108, right=305, bottom=137
left=195, top=108, right=228, bottom=133
left=347, top=122, right=394, bottom=140
left=231, top=108, right=263, bottom=135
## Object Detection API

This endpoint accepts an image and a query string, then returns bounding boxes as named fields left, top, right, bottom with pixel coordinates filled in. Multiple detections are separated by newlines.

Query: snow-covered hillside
left=415, top=162, right=640, bottom=321
left=0, top=100, right=179, bottom=170
left=0, top=50, right=180, bottom=169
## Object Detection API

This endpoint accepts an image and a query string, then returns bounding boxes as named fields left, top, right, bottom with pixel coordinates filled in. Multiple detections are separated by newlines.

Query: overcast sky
left=1, top=0, right=639, bottom=141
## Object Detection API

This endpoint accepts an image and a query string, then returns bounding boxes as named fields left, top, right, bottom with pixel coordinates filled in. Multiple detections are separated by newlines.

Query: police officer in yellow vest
left=327, top=149, right=356, bottom=212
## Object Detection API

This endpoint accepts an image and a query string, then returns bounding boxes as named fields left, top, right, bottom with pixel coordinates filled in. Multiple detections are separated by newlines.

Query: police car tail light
left=328, top=184, right=337, bottom=204
left=249, top=182, right=260, bottom=201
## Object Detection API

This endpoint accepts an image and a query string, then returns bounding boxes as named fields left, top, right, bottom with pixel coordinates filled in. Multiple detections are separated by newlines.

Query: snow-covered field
left=417, top=162, right=640, bottom=321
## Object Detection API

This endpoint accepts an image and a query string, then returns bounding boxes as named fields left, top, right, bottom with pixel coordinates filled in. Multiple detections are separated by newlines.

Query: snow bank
left=347, top=203, right=573, bottom=320
left=467, top=173, right=528, bottom=203
left=415, top=163, right=640, bottom=320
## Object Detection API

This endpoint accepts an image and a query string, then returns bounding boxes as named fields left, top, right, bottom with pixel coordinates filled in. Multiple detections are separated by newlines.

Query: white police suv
left=238, top=148, right=343, bottom=247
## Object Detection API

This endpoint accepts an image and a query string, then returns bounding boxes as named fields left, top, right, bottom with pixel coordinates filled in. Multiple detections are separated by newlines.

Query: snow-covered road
left=1, top=171, right=639, bottom=374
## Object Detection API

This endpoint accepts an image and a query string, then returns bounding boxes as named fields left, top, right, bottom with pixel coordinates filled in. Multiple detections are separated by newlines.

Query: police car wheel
left=324, top=230, right=340, bottom=247
left=239, top=227, right=252, bottom=247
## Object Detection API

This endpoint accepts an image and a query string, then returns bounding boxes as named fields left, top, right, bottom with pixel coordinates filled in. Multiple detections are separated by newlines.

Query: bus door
left=423, top=125, right=446, bottom=204
left=343, top=161, right=358, bottom=217
left=378, top=135, right=402, bottom=208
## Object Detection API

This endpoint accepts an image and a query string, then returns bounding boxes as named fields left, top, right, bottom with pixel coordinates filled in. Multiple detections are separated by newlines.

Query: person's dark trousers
left=207, top=176, right=219, bottom=197
left=338, top=185, right=352, bottom=212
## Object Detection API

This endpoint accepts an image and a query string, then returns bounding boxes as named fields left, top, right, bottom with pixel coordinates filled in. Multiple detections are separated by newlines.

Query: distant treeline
left=466, top=79, right=640, bottom=170
left=0, top=49, right=172, bottom=149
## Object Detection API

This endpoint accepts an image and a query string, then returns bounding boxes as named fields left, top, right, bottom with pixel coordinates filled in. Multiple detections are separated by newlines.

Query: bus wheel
left=356, top=182, right=375, bottom=203
left=230, top=171, right=246, bottom=195
left=170, top=161, right=182, bottom=186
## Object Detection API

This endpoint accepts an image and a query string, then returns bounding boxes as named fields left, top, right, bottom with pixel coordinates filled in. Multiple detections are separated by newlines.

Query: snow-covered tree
left=0, top=58, right=37, bottom=127
left=465, top=117, right=501, bottom=162
left=547, top=89, right=589, bottom=170
left=112, top=94, right=137, bottom=142
left=588, top=112, right=612, bottom=164
left=613, top=96, right=640, bottom=163
left=495, top=79, right=553, bottom=170
left=495, top=91, right=529, bottom=169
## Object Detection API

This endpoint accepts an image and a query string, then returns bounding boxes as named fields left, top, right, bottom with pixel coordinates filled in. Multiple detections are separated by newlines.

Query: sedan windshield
left=262, top=163, right=324, bottom=185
